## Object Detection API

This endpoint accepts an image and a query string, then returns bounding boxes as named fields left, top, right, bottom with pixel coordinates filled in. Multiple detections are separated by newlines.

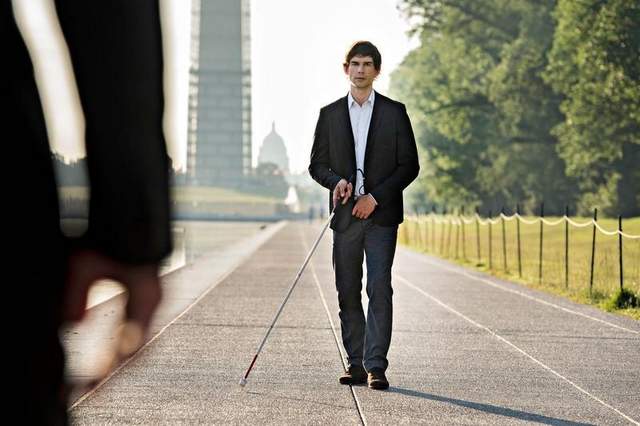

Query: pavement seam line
left=400, top=249, right=639, bottom=335
left=299, top=225, right=368, bottom=426
left=69, top=221, right=288, bottom=411
left=396, top=273, right=640, bottom=426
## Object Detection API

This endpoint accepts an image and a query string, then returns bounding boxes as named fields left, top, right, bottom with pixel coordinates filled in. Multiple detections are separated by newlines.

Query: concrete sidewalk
left=68, top=221, right=640, bottom=425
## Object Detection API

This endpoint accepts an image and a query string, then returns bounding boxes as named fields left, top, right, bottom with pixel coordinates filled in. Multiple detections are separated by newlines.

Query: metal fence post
left=538, top=202, right=544, bottom=284
left=488, top=210, right=493, bottom=270
left=415, top=212, right=422, bottom=250
left=424, top=211, right=429, bottom=252
left=431, top=206, right=436, bottom=253
left=501, top=207, right=507, bottom=272
left=565, top=205, right=569, bottom=289
left=446, top=211, right=453, bottom=258
left=440, top=207, right=446, bottom=255
left=476, top=207, right=481, bottom=264
left=461, top=206, right=467, bottom=261
left=589, top=208, right=598, bottom=296
left=516, top=204, right=522, bottom=277
left=455, top=210, right=460, bottom=259
left=619, top=215, right=624, bottom=291
left=424, top=209, right=430, bottom=252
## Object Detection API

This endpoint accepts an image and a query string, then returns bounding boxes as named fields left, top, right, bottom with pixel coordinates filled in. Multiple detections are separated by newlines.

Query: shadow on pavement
left=388, top=387, right=595, bottom=425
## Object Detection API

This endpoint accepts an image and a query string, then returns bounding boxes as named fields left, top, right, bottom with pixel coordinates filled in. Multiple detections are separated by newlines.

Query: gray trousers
left=333, top=218, right=398, bottom=372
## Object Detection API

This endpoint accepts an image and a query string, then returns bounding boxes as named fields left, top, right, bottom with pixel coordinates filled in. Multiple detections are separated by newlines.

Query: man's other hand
left=352, top=194, right=377, bottom=219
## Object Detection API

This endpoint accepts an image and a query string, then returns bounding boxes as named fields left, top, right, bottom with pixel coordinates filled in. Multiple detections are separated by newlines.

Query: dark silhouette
left=4, top=1, right=172, bottom=423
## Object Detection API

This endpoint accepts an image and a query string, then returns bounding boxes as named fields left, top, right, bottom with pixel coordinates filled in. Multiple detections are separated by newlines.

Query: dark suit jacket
left=4, top=1, right=171, bottom=421
left=5, top=0, right=172, bottom=265
left=309, top=92, right=420, bottom=231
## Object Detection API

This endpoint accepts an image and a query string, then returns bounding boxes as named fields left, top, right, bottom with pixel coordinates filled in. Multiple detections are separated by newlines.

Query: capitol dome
left=258, top=122, right=289, bottom=174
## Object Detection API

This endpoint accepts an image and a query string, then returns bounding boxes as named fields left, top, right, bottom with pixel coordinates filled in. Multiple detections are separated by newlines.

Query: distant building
left=187, top=0, right=252, bottom=187
left=258, top=122, right=289, bottom=175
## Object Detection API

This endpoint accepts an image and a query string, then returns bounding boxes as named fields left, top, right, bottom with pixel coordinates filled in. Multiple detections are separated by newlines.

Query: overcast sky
left=13, top=0, right=417, bottom=174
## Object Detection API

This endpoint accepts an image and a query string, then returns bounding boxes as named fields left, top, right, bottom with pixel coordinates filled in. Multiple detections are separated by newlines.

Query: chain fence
left=399, top=208, right=640, bottom=300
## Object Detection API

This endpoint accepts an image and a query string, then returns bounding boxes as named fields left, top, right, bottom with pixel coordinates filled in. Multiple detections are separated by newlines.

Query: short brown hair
left=344, top=41, right=381, bottom=71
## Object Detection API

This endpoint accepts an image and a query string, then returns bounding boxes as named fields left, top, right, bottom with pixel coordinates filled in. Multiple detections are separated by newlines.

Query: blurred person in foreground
left=309, top=41, right=419, bottom=390
left=3, top=1, right=172, bottom=423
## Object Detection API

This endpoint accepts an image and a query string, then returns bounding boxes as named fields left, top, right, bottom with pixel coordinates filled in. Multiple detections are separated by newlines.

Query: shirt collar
left=348, top=90, right=375, bottom=109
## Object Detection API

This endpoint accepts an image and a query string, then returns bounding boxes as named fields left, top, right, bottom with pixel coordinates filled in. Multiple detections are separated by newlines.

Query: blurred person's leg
left=54, top=0, right=171, bottom=261
left=4, top=1, right=169, bottom=424
left=3, top=2, right=68, bottom=423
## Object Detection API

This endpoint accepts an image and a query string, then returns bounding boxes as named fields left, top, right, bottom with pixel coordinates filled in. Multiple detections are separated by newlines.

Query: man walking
left=309, top=41, right=419, bottom=390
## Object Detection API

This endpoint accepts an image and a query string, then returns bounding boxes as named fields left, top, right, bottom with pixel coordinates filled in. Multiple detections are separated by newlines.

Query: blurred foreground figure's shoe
left=339, top=365, right=367, bottom=385
left=367, top=368, right=389, bottom=390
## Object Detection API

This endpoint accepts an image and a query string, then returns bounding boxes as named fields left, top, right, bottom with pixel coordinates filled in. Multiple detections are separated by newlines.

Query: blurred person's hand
left=64, top=250, right=162, bottom=357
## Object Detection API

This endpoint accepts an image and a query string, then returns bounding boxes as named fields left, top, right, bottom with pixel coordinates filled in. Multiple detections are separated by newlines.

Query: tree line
left=389, top=0, right=639, bottom=217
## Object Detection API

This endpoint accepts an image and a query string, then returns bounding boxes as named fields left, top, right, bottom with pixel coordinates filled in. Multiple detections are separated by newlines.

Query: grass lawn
left=170, top=186, right=280, bottom=204
left=399, top=215, right=640, bottom=321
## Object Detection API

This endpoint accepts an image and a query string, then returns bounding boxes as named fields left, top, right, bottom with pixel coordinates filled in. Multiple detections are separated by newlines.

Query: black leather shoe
left=367, top=368, right=389, bottom=390
left=339, top=365, right=367, bottom=385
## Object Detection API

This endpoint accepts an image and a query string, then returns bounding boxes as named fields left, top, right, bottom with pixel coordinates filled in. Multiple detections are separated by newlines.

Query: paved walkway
left=66, top=221, right=640, bottom=425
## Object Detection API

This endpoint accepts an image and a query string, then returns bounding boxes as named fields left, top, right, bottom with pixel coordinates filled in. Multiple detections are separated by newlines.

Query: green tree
left=391, top=0, right=578, bottom=215
left=545, top=0, right=640, bottom=216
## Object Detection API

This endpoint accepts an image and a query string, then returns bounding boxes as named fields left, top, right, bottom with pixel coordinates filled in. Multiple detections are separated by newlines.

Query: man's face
left=344, top=55, right=380, bottom=90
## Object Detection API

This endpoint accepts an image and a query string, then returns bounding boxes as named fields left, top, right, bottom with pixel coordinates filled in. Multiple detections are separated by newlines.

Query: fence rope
left=565, top=217, right=594, bottom=228
left=414, top=213, right=640, bottom=239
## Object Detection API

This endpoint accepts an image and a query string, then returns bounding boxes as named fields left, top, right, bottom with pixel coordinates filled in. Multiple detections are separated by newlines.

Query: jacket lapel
left=339, top=95, right=357, bottom=173
left=364, top=91, right=383, bottom=163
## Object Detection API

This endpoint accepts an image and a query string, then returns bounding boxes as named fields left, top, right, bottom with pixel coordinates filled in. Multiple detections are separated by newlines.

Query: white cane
left=239, top=205, right=337, bottom=387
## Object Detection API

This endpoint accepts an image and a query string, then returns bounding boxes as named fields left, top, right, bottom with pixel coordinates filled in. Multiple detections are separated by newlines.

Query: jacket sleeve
left=55, top=0, right=172, bottom=264
left=308, top=108, right=342, bottom=191
left=369, top=104, right=420, bottom=207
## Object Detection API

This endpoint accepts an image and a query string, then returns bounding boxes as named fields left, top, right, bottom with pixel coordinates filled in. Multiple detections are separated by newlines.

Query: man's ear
left=343, top=63, right=349, bottom=75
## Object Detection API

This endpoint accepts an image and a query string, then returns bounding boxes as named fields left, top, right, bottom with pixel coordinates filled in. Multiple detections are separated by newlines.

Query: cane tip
left=239, top=377, right=247, bottom=387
